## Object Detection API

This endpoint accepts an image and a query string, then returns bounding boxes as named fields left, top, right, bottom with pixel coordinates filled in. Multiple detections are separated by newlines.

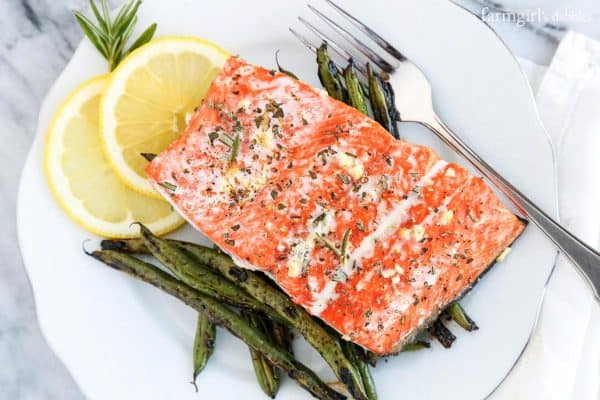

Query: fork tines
left=291, top=0, right=406, bottom=74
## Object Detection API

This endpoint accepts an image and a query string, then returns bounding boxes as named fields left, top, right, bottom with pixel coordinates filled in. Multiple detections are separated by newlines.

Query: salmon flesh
left=147, top=57, right=525, bottom=355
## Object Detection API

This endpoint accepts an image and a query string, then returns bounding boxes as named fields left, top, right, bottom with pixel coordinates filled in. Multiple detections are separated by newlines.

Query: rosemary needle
left=73, top=0, right=157, bottom=71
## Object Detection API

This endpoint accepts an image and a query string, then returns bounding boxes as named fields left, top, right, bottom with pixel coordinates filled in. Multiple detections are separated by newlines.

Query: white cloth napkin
left=494, top=32, right=600, bottom=400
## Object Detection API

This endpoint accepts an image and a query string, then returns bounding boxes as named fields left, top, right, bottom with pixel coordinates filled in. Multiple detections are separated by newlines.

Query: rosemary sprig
left=73, top=0, right=157, bottom=71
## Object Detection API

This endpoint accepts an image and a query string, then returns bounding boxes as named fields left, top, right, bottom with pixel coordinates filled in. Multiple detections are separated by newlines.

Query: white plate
left=17, top=0, right=558, bottom=399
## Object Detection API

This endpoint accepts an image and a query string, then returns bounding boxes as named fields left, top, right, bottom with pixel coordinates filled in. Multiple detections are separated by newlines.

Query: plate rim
left=449, top=2, right=560, bottom=397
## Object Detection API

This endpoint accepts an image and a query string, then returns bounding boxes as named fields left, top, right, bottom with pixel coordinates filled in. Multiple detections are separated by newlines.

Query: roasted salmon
left=146, top=57, right=525, bottom=355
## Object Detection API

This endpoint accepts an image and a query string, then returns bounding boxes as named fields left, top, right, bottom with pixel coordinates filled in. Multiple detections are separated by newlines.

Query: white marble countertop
left=1, top=1, right=599, bottom=399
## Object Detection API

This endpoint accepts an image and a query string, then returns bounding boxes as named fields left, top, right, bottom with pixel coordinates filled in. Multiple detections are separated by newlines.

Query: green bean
left=103, top=235, right=368, bottom=400
left=275, top=50, right=299, bottom=80
left=344, top=60, right=368, bottom=115
left=361, top=350, right=378, bottom=368
left=136, top=224, right=283, bottom=321
left=446, top=303, right=478, bottom=332
left=317, top=43, right=346, bottom=102
left=88, top=250, right=345, bottom=400
left=340, top=341, right=378, bottom=400
left=272, top=321, right=293, bottom=357
left=401, top=341, right=430, bottom=352
left=379, top=79, right=400, bottom=138
left=242, top=311, right=280, bottom=398
left=101, top=238, right=150, bottom=254
left=367, top=63, right=395, bottom=137
left=429, top=319, right=456, bottom=348
left=192, top=313, right=216, bottom=388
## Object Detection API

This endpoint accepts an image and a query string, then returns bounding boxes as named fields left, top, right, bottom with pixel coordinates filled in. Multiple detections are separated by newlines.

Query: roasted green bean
left=430, top=319, right=456, bottom=348
left=101, top=238, right=150, bottom=254
left=341, top=341, right=377, bottom=400
left=242, top=311, right=280, bottom=398
left=379, top=79, right=400, bottom=138
left=447, top=303, right=479, bottom=332
left=317, top=43, right=346, bottom=102
left=192, top=313, right=216, bottom=387
left=272, top=321, right=293, bottom=356
left=344, top=60, right=368, bottom=115
left=366, top=63, right=395, bottom=136
left=401, top=341, right=431, bottom=352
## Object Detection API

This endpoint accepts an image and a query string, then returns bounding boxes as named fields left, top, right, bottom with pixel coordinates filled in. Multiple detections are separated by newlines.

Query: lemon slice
left=100, top=36, right=229, bottom=197
left=45, top=76, right=184, bottom=238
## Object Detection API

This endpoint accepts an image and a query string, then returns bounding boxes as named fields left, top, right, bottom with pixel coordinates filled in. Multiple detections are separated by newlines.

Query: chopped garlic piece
left=445, top=168, right=456, bottom=177
left=392, top=275, right=400, bottom=284
left=474, top=216, right=486, bottom=226
left=440, top=209, right=454, bottom=225
left=224, top=165, right=267, bottom=193
left=337, top=152, right=364, bottom=179
left=238, top=99, right=251, bottom=110
left=381, top=269, right=396, bottom=278
left=412, top=225, right=425, bottom=241
left=497, top=247, right=512, bottom=262
left=400, top=228, right=411, bottom=240
left=287, top=240, right=312, bottom=278
left=255, top=128, right=274, bottom=150
left=287, top=258, right=302, bottom=277
left=348, top=164, right=364, bottom=180
left=395, top=264, right=405, bottom=274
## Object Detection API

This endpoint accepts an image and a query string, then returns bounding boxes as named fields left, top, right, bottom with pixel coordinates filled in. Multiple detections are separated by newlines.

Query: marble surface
left=0, top=1, right=598, bottom=399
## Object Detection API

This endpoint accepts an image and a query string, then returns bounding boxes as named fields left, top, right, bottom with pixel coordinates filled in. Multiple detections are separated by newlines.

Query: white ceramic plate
left=17, top=0, right=558, bottom=399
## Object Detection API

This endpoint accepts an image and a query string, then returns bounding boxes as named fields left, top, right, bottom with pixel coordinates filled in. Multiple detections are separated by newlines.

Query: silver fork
left=293, top=0, right=600, bottom=300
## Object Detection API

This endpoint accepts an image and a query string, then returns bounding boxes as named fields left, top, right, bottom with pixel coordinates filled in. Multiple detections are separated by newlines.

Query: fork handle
left=425, top=113, right=600, bottom=301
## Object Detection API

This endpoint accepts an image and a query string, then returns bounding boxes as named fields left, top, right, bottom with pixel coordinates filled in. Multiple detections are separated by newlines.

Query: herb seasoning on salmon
left=147, top=57, right=525, bottom=355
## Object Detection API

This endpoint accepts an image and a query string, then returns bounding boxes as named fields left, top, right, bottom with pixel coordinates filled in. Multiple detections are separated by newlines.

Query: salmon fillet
left=146, top=57, right=525, bottom=355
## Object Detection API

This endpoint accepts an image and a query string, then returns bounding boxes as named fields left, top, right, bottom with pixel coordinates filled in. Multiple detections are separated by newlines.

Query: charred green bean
left=401, top=341, right=431, bottom=352
left=367, top=63, right=395, bottom=136
left=430, top=320, right=456, bottom=348
left=344, top=60, right=368, bottom=115
left=192, top=313, right=216, bottom=387
left=447, top=303, right=478, bottom=332
left=341, top=341, right=377, bottom=400
left=317, top=43, right=346, bottom=102
left=242, top=311, right=280, bottom=398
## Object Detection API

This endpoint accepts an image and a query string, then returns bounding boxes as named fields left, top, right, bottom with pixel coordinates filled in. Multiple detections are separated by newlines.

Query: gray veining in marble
left=0, top=1, right=598, bottom=399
